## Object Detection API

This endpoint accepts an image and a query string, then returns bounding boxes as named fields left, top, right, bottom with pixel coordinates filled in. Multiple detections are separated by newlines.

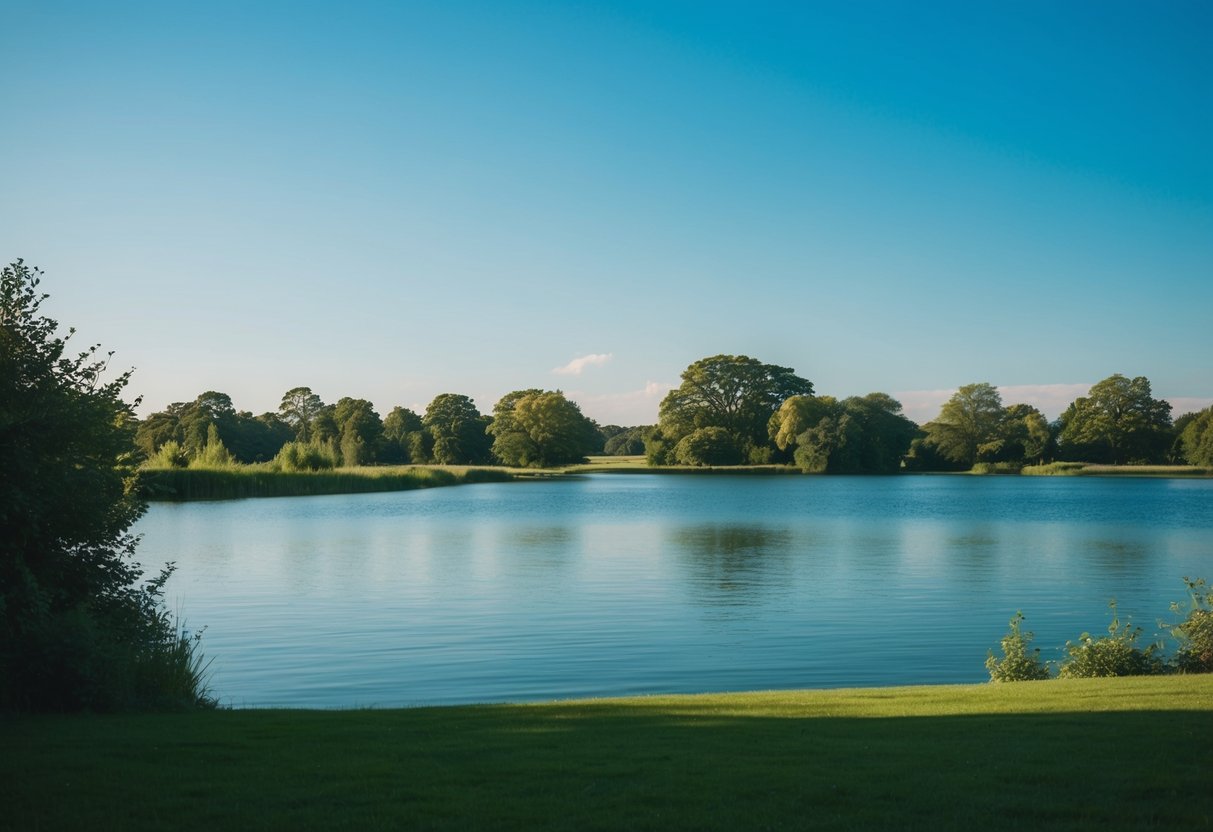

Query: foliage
left=1178, top=406, right=1213, bottom=467
left=603, top=426, right=647, bottom=455
left=1168, top=577, right=1213, bottom=674
left=985, top=612, right=1051, bottom=682
left=146, top=439, right=188, bottom=469
left=271, top=438, right=340, bottom=471
left=1057, top=601, right=1164, bottom=678
left=278, top=387, right=326, bottom=441
left=136, top=394, right=293, bottom=465
left=332, top=397, right=384, bottom=465
left=381, top=406, right=424, bottom=463
left=773, top=393, right=917, bottom=474
left=922, top=383, right=1005, bottom=467
left=423, top=393, right=492, bottom=465
left=489, top=389, right=601, bottom=467
left=659, top=354, right=812, bottom=458
left=0, top=260, right=211, bottom=711
left=1057, top=374, right=1172, bottom=464
left=672, top=427, right=744, bottom=466
left=188, top=423, right=237, bottom=469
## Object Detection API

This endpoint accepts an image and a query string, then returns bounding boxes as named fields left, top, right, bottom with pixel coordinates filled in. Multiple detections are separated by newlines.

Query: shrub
left=1168, top=577, right=1213, bottom=674
left=272, top=438, right=340, bottom=471
left=188, top=424, right=237, bottom=469
left=986, top=612, right=1051, bottom=682
left=146, top=440, right=188, bottom=469
left=673, top=427, right=743, bottom=466
left=1058, top=601, right=1164, bottom=678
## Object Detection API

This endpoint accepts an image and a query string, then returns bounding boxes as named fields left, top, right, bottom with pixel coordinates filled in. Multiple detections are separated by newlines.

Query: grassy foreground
left=4, top=676, right=1211, bottom=831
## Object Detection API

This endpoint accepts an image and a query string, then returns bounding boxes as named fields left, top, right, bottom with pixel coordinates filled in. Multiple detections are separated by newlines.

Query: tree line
left=135, top=354, right=1213, bottom=472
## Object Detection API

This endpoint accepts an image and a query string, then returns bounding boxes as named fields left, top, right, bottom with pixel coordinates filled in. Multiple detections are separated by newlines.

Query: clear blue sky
left=3, top=0, right=1210, bottom=425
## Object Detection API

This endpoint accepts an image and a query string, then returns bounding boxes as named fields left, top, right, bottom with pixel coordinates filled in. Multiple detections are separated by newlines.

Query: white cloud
left=552, top=353, right=613, bottom=376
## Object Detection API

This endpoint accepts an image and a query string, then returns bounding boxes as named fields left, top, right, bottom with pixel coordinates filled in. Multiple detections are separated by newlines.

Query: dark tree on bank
left=1, top=261, right=209, bottom=711
left=658, top=354, right=812, bottom=459
left=423, top=393, right=492, bottom=465
left=279, top=386, right=325, bottom=442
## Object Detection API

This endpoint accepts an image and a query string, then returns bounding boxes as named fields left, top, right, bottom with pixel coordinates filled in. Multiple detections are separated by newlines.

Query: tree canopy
left=659, top=355, right=812, bottom=455
left=1057, top=374, right=1172, bottom=464
left=488, top=389, right=601, bottom=467
left=921, top=383, right=1006, bottom=467
left=423, top=393, right=492, bottom=465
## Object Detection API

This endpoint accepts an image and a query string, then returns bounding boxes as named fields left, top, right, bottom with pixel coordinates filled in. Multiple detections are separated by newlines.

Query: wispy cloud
left=552, top=353, right=613, bottom=376
left=1167, top=396, right=1213, bottom=417
left=568, top=380, right=673, bottom=425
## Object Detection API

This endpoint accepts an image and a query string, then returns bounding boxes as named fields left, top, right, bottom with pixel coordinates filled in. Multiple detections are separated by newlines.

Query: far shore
left=138, top=456, right=1213, bottom=501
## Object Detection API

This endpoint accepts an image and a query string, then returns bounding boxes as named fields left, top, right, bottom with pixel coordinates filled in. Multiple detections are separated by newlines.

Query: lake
left=133, top=474, right=1213, bottom=708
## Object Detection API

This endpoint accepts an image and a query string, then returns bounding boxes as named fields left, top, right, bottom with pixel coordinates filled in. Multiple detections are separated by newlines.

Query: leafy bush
left=1058, top=602, right=1164, bottom=678
left=1168, top=577, right=1213, bottom=674
left=986, top=612, right=1051, bottom=682
left=673, top=427, right=743, bottom=466
left=188, top=424, right=237, bottom=469
left=272, top=438, right=340, bottom=471
left=145, top=439, right=188, bottom=469
left=1, top=260, right=212, bottom=711
left=1020, top=461, right=1086, bottom=476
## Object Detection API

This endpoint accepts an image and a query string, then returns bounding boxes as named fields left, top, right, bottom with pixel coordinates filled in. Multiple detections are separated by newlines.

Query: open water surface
left=133, top=474, right=1213, bottom=707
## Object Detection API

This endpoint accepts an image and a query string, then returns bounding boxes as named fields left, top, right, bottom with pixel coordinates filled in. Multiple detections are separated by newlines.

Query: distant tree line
left=133, top=355, right=1213, bottom=472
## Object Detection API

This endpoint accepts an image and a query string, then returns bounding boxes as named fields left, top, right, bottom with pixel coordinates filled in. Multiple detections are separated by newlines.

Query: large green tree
left=773, top=393, right=917, bottom=473
left=659, top=354, right=812, bottom=459
left=278, top=387, right=325, bottom=442
left=488, top=390, right=601, bottom=467
left=1057, top=374, right=1172, bottom=464
left=1, top=261, right=207, bottom=711
left=922, top=383, right=1005, bottom=467
left=423, top=393, right=492, bottom=465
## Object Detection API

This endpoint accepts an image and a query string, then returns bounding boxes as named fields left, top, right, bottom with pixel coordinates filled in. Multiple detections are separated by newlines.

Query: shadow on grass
left=5, top=702, right=1211, bottom=831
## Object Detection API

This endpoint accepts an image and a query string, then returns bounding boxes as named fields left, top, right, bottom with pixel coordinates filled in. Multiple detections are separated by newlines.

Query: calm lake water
left=133, top=474, right=1213, bottom=708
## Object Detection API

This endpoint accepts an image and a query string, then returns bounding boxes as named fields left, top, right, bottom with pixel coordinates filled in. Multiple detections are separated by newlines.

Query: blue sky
left=3, top=0, right=1210, bottom=425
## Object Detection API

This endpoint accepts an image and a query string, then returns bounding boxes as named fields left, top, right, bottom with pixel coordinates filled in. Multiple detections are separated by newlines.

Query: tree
left=774, top=393, right=917, bottom=474
left=279, top=387, right=325, bottom=442
left=423, top=393, right=492, bottom=465
left=1178, top=406, right=1213, bottom=467
left=1, top=261, right=209, bottom=711
left=922, top=383, right=1005, bottom=467
left=1002, top=403, right=1054, bottom=465
left=1057, top=374, right=1172, bottom=464
left=659, top=354, right=812, bottom=459
left=488, top=390, right=601, bottom=467
left=332, top=397, right=384, bottom=466
left=382, top=406, right=423, bottom=464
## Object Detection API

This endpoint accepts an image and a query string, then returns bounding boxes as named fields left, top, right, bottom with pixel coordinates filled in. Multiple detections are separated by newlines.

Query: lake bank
left=6, top=675, right=1211, bottom=831
left=140, top=457, right=1213, bottom=501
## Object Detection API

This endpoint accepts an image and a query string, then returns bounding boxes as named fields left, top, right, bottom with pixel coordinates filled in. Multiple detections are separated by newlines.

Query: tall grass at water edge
left=139, top=465, right=513, bottom=501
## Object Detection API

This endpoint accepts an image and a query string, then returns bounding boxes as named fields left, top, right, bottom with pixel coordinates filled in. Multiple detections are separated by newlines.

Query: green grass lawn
left=5, top=676, right=1211, bottom=830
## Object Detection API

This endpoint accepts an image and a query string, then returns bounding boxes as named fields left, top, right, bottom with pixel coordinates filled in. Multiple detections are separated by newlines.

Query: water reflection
left=670, top=524, right=793, bottom=607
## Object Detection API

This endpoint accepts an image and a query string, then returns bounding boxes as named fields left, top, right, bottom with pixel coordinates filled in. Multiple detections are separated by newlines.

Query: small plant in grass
left=986, top=611, right=1051, bottom=682
left=1167, top=577, right=1213, bottom=674
left=1058, top=600, right=1164, bottom=678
